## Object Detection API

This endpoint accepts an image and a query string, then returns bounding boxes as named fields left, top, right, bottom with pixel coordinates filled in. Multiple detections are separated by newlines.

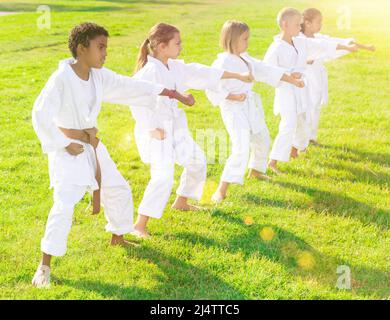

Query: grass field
left=0, top=0, right=389, bottom=299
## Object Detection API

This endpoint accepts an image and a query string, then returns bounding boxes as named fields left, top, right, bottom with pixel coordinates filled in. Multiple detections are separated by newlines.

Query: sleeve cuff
left=42, top=136, right=72, bottom=153
left=209, top=68, right=225, bottom=91
left=153, top=84, right=165, bottom=96
left=329, top=41, right=339, bottom=56
left=270, top=67, right=286, bottom=88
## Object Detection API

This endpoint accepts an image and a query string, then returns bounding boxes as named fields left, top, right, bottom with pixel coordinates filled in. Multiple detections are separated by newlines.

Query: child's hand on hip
left=149, top=128, right=166, bottom=140
left=66, top=143, right=84, bottom=155
left=227, top=93, right=247, bottom=102
left=291, top=72, right=303, bottom=79
left=293, top=78, right=305, bottom=88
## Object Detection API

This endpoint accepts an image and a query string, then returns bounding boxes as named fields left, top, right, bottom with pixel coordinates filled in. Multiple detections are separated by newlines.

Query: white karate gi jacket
left=32, top=58, right=164, bottom=190
left=130, top=55, right=224, bottom=163
left=205, top=52, right=285, bottom=134
left=299, top=33, right=354, bottom=108
left=264, top=35, right=339, bottom=115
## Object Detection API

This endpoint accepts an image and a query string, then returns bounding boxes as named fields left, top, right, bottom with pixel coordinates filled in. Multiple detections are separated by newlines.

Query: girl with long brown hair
left=129, top=23, right=253, bottom=238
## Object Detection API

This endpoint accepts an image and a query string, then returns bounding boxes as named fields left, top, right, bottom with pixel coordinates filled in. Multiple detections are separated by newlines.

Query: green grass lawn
left=0, top=0, right=389, bottom=299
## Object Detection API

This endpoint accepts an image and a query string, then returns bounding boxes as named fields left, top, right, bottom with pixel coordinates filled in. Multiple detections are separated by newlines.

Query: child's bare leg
left=42, top=252, right=51, bottom=267
left=212, top=181, right=229, bottom=202
left=268, top=159, right=282, bottom=175
left=133, top=214, right=150, bottom=238
left=248, top=169, right=271, bottom=181
left=171, top=196, right=201, bottom=211
left=290, top=147, right=299, bottom=159
left=32, top=252, right=52, bottom=288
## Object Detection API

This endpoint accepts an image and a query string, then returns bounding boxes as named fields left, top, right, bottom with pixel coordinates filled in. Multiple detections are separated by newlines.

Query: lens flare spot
left=297, top=251, right=316, bottom=270
left=244, top=216, right=254, bottom=225
left=259, top=227, right=275, bottom=241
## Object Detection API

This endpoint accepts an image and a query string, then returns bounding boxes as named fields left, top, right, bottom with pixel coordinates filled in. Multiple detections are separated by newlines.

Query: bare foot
left=290, top=147, right=299, bottom=159
left=211, top=190, right=226, bottom=203
left=171, top=202, right=202, bottom=211
left=247, top=169, right=271, bottom=181
left=268, top=160, right=282, bottom=175
left=32, top=264, right=51, bottom=288
left=171, top=196, right=202, bottom=211
left=131, top=228, right=150, bottom=239
left=110, top=235, right=141, bottom=246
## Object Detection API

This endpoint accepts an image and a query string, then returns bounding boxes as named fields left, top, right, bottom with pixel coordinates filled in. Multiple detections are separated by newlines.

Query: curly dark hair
left=68, top=22, right=109, bottom=58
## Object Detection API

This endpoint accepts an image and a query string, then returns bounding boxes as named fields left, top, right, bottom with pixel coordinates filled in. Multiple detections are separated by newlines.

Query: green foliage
left=0, top=0, right=389, bottom=299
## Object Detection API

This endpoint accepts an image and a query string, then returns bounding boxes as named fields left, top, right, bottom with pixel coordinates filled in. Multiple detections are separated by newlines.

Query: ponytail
left=134, top=23, right=180, bottom=73
left=135, top=38, right=150, bottom=72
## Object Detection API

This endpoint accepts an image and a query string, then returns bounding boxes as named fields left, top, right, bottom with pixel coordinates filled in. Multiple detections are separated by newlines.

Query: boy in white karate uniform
left=264, top=8, right=359, bottom=174
left=206, top=21, right=304, bottom=202
left=31, top=23, right=186, bottom=288
left=130, top=23, right=254, bottom=237
left=300, top=8, right=375, bottom=145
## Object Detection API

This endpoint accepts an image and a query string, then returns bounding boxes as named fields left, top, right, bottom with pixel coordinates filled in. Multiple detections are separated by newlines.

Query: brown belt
left=59, top=127, right=101, bottom=215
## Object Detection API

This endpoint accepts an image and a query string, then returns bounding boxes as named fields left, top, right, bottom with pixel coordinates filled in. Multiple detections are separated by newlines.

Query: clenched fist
left=149, top=128, right=166, bottom=140
left=65, top=143, right=84, bottom=156
left=227, top=93, right=247, bottom=102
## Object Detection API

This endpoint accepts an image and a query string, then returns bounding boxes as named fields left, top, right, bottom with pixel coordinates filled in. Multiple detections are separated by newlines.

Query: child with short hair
left=206, top=20, right=304, bottom=202
left=31, top=22, right=188, bottom=288
left=264, top=8, right=359, bottom=174
left=300, top=8, right=375, bottom=145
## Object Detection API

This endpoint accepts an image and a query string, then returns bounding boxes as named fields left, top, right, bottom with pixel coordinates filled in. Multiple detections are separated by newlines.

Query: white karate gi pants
left=137, top=132, right=207, bottom=219
left=221, top=104, right=271, bottom=184
left=269, top=109, right=309, bottom=162
left=41, top=183, right=133, bottom=257
left=309, top=105, right=322, bottom=141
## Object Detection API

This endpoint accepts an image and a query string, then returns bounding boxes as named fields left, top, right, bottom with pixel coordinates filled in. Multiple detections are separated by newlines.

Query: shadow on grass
left=60, top=244, right=246, bottom=299
left=317, top=144, right=390, bottom=168
left=323, top=161, right=390, bottom=187
left=259, top=181, right=389, bottom=230
left=58, top=278, right=155, bottom=299
left=170, top=209, right=390, bottom=298
left=294, top=143, right=390, bottom=187
left=246, top=142, right=389, bottom=230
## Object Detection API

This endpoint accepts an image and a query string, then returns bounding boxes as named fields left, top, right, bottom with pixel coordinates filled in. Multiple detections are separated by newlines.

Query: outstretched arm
left=102, top=67, right=164, bottom=105
left=336, top=43, right=359, bottom=52
left=221, top=70, right=254, bottom=83
left=179, top=61, right=254, bottom=93
left=351, top=41, right=376, bottom=52
left=101, top=67, right=194, bottom=106
left=248, top=55, right=304, bottom=88
left=165, top=89, right=195, bottom=106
